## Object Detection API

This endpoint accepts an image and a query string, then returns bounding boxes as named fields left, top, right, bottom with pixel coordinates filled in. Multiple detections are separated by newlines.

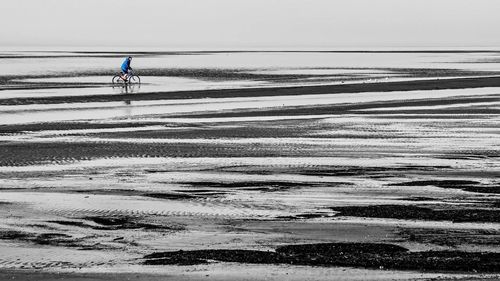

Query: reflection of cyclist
left=120, top=56, right=132, bottom=81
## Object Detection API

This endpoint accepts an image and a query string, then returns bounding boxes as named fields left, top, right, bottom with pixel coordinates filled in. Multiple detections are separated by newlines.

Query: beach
left=0, top=50, right=499, bottom=280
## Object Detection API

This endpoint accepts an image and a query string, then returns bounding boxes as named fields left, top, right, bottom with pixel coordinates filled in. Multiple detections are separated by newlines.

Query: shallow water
left=1, top=87, right=500, bottom=124
left=1, top=50, right=500, bottom=76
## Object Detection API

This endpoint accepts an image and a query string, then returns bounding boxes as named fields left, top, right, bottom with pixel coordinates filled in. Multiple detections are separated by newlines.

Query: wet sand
left=3, top=75, right=500, bottom=105
left=0, top=51, right=499, bottom=280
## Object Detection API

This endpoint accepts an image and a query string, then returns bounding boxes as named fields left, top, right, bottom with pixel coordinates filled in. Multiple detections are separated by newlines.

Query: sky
left=1, top=0, right=500, bottom=48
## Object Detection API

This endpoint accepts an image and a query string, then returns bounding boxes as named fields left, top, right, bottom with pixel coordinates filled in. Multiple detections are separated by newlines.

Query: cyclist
left=120, top=56, right=133, bottom=81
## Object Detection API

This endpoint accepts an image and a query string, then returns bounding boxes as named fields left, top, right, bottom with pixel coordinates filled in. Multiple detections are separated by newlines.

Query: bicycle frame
left=122, top=70, right=134, bottom=81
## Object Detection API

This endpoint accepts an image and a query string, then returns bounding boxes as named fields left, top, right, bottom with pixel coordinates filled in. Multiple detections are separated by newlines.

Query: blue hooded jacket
left=121, top=58, right=131, bottom=73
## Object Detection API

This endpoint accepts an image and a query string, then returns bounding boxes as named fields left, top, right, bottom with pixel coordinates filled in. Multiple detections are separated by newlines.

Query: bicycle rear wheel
left=128, top=75, right=141, bottom=84
left=112, top=75, right=124, bottom=84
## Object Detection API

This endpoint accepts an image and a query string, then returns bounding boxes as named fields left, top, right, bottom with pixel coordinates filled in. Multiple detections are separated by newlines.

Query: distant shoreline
left=1, top=47, right=500, bottom=54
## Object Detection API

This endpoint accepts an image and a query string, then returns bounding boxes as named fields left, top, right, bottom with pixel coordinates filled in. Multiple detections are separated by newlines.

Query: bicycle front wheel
left=128, top=75, right=141, bottom=84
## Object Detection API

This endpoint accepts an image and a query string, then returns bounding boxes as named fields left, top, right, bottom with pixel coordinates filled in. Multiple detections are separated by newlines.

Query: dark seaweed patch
left=84, top=216, right=183, bottom=231
left=48, top=220, right=93, bottom=228
left=175, top=190, right=228, bottom=196
left=492, top=201, right=500, bottom=208
left=459, top=185, right=500, bottom=194
left=276, top=243, right=408, bottom=256
left=32, top=233, right=76, bottom=246
left=144, top=249, right=286, bottom=265
left=184, top=181, right=311, bottom=188
left=142, top=193, right=197, bottom=200
left=72, top=189, right=214, bottom=199
left=389, top=180, right=499, bottom=194
left=143, top=242, right=500, bottom=272
left=208, top=164, right=446, bottom=177
left=402, top=197, right=437, bottom=202
left=330, top=205, right=500, bottom=223
left=276, top=213, right=333, bottom=220
left=296, top=166, right=436, bottom=177
left=0, top=230, right=82, bottom=247
left=389, top=180, right=480, bottom=188
left=0, top=230, right=32, bottom=240
left=299, top=167, right=379, bottom=177
left=51, top=217, right=184, bottom=231
left=182, top=181, right=330, bottom=192
left=87, top=217, right=129, bottom=226
left=398, top=228, right=500, bottom=247
left=0, top=121, right=165, bottom=134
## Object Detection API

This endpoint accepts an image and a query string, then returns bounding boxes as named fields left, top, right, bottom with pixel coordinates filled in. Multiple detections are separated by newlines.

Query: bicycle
left=112, top=69, right=141, bottom=85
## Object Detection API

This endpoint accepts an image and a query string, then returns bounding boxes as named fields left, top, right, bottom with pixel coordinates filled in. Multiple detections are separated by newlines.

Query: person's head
left=128, top=56, right=132, bottom=61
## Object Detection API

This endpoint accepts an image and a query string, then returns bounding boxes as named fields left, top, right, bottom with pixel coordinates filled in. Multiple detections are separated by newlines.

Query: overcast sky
left=1, top=0, right=499, bottom=48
